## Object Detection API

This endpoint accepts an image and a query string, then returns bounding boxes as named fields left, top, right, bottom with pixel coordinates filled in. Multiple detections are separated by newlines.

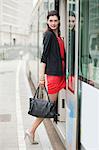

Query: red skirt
left=46, top=75, right=66, bottom=94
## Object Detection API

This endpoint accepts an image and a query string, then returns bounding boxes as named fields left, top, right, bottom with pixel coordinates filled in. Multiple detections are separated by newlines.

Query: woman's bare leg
left=30, top=93, right=58, bottom=137
left=30, top=118, right=43, bottom=135
left=48, top=93, right=58, bottom=102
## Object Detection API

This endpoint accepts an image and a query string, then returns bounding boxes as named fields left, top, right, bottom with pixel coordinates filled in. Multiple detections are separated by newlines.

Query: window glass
left=49, top=0, right=54, bottom=11
left=68, top=3, right=76, bottom=93
left=79, top=0, right=99, bottom=88
left=73, top=4, right=75, bottom=11
left=44, top=2, right=48, bottom=10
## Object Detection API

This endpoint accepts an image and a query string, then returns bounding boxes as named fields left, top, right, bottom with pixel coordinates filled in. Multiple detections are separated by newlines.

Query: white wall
left=81, top=82, right=99, bottom=150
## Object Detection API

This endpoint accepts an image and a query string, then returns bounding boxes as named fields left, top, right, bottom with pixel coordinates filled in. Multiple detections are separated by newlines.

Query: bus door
left=65, top=0, right=79, bottom=150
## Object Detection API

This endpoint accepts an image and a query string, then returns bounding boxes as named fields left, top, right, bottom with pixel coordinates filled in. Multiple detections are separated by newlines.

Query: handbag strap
left=33, top=86, right=50, bottom=102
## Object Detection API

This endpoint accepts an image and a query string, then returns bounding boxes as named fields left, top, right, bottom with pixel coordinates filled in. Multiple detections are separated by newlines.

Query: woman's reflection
left=68, top=11, right=76, bottom=93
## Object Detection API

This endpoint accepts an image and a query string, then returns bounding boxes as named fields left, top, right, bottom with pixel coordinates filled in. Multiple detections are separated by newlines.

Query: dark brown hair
left=69, top=11, right=75, bottom=18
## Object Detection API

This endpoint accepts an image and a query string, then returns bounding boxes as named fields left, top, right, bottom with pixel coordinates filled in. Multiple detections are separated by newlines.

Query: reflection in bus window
left=68, top=11, right=76, bottom=93
left=79, top=0, right=99, bottom=87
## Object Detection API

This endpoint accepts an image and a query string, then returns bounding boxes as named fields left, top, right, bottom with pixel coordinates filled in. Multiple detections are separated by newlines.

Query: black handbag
left=28, top=86, right=58, bottom=118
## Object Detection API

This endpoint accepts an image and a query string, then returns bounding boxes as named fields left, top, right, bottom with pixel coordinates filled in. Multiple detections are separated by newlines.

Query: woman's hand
left=39, top=73, right=45, bottom=88
left=39, top=62, right=46, bottom=88
left=39, top=79, right=45, bottom=88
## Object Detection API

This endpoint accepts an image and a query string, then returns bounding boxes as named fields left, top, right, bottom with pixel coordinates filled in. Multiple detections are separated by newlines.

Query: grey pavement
left=0, top=59, right=53, bottom=150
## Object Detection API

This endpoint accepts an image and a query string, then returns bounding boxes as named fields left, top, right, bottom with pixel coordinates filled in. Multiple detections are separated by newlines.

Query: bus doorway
left=65, top=0, right=79, bottom=149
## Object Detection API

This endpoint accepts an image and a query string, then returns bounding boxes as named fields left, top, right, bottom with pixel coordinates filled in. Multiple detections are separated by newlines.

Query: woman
left=25, top=10, right=66, bottom=144
left=68, top=11, right=76, bottom=92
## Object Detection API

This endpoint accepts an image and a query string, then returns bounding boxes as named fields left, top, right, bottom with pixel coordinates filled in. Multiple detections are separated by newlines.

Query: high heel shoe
left=24, top=129, right=38, bottom=144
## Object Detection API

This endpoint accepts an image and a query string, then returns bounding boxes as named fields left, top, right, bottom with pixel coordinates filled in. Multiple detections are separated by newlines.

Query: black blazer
left=41, top=30, right=66, bottom=76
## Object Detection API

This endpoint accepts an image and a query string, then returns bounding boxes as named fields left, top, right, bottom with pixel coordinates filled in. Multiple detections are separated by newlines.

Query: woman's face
left=47, top=15, right=59, bottom=31
left=69, top=16, right=76, bottom=30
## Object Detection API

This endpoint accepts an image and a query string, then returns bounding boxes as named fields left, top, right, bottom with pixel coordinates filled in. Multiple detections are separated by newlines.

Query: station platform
left=0, top=60, right=53, bottom=150
left=0, top=59, right=65, bottom=150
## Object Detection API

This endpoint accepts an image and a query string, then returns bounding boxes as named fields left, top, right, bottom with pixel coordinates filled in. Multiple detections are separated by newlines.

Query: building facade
left=0, top=0, right=33, bottom=46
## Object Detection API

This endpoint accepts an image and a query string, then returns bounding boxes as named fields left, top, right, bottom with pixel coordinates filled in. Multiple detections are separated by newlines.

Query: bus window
left=79, top=0, right=99, bottom=88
